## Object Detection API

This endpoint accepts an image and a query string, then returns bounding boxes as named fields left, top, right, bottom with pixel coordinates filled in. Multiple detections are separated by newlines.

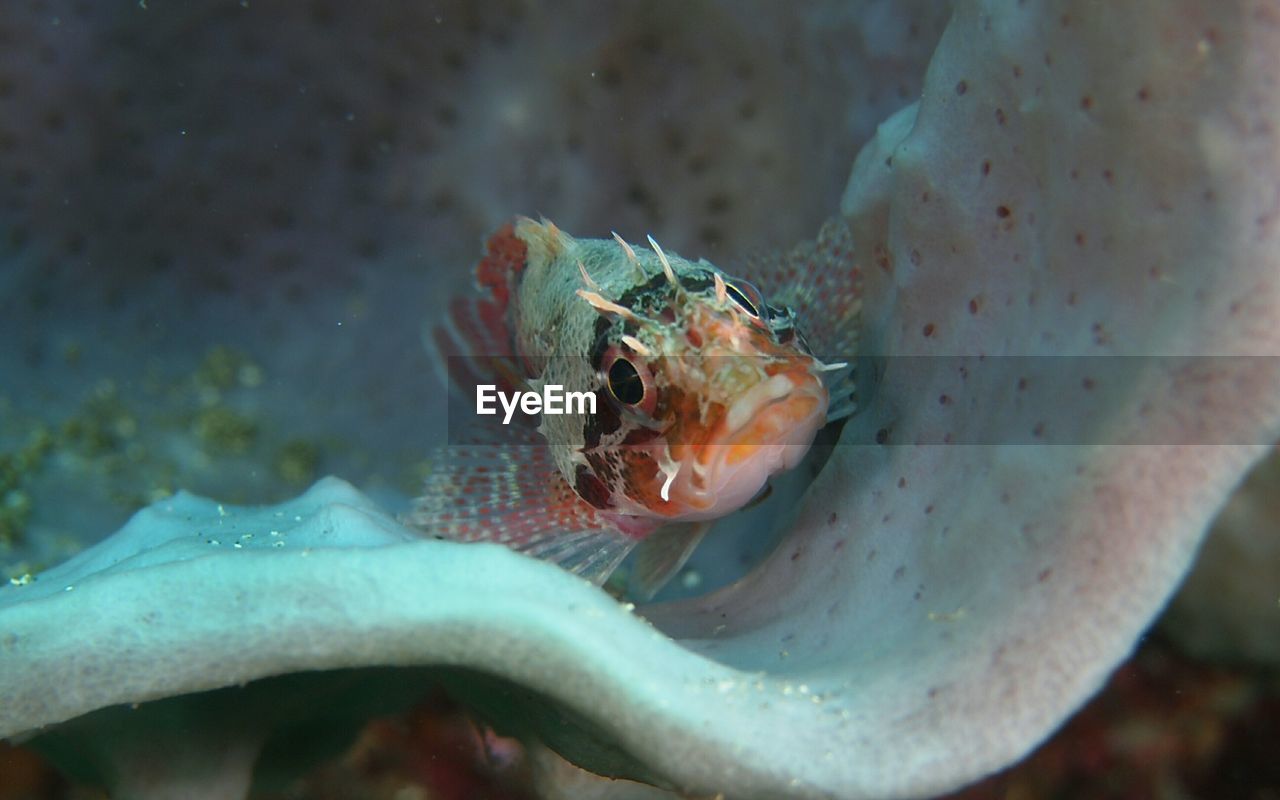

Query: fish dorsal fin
left=405, top=428, right=644, bottom=585
left=427, top=296, right=531, bottom=403
left=474, top=220, right=530, bottom=310
left=428, top=223, right=533, bottom=408
left=627, top=521, right=710, bottom=601
left=739, top=217, right=863, bottom=420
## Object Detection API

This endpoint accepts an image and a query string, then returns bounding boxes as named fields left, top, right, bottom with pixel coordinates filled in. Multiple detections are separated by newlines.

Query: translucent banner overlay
left=440, top=355, right=1276, bottom=446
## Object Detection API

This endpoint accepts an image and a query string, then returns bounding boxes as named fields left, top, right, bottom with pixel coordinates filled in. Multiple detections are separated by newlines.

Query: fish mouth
left=666, top=369, right=829, bottom=520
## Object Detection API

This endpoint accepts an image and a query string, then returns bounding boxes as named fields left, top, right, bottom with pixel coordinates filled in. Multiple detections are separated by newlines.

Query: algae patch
left=275, top=439, right=320, bottom=486
left=0, top=427, right=54, bottom=547
left=192, top=406, right=259, bottom=455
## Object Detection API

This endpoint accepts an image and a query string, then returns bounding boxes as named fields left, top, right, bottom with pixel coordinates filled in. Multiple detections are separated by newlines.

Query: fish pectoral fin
left=519, top=529, right=639, bottom=586
left=404, top=436, right=638, bottom=586
left=627, top=521, right=711, bottom=601
left=819, top=361, right=858, bottom=422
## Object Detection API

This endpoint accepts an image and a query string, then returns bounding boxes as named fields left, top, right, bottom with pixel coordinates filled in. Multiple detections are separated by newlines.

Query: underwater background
left=2, top=1, right=1279, bottom=798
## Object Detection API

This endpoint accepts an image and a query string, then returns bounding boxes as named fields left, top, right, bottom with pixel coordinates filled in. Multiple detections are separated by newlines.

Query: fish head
left=587, top=269, right=832, bottom=522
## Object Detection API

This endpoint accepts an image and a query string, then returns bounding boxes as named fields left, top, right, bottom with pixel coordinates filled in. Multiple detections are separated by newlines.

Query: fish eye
left=724, top=281, right=761, bottom=318
left=608, top=358, right=646, bottom=405
left=601, top=346, right=658, bottom=415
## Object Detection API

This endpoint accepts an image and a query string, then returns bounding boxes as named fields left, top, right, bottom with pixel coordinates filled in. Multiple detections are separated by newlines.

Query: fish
left=408, top=217, right=862, bottom=597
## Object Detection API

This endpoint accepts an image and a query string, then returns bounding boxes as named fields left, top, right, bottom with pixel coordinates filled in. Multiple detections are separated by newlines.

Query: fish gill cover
left=1, top=1, right=1279, bottom=799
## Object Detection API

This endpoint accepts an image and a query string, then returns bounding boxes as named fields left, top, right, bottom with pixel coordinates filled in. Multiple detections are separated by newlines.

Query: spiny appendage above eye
left=602, top=345, right=657, bottom=416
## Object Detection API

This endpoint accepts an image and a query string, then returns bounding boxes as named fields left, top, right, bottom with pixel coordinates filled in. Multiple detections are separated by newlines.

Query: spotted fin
left=473, top=220, right=530, bottom=312
left=405, top=428, right=642, bottom=585
left=627, top=521, right=710, bottom=601
left=741, top=217, right=862, bottom=420
left=427, top=223, right=531, bottom=403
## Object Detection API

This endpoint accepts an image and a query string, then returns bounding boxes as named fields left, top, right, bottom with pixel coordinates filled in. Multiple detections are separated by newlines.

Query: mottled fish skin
left=410, top=217, right=862, bottom=590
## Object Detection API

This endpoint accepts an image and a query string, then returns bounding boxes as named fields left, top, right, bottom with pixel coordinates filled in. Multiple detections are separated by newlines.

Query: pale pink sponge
left=2, top=1, right=1278, bottom=799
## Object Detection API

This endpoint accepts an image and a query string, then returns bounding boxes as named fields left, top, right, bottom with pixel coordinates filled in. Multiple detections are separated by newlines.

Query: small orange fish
left=409, top=218, right=861, bottom=596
